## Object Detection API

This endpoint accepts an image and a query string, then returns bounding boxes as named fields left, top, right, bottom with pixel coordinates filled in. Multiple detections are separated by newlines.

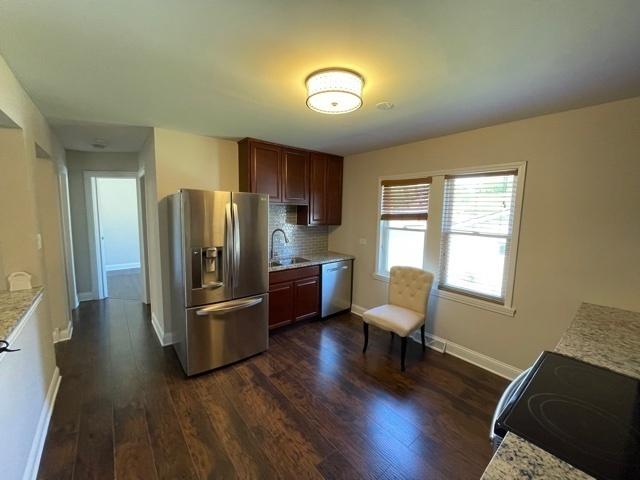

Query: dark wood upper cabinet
left=308, top=152, right=327, bottom=225
left=282, top=148, right=309, bottom=205
left=239, top=139, right=282, bottom=202
left=326, top=155, right=343, bottom=225
left=298, top=153, right=343, bottom=225
left=239, top=138, right=342, bottom=223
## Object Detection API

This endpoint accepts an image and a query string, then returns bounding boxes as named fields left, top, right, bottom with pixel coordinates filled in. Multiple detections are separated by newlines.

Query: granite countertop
left=481, top=433, right=594, bottom=480
left=268, top=251, right=354, bottom=272
left=556, top=302, right=640, bottom=379
left=482, top=302, right=640, bottom=480
left=0, top=287, right=44, bottom=340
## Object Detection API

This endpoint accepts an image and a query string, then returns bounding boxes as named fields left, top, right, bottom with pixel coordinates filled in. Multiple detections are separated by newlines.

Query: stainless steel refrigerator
left=168, top=189, right=269, bottom=376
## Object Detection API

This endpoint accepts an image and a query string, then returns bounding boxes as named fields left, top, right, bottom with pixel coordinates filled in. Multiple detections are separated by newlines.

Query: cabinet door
left=326, top=155, right=343, bottom=225
left=308, top=153, right=327, bottom=225
left=268, top=281, right=294, bottom=329
left=294, top=276, right=320, bottom=321
left=282, top=149, right=309, bottom=205
left=251, top=141, right=282, bottom=202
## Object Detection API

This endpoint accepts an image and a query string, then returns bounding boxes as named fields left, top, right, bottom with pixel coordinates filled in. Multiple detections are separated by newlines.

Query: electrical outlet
left=359, top=238, right=367, bottom=245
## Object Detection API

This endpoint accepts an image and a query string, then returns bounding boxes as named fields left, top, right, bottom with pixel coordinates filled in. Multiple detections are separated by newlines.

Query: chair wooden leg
left=363, top=322, right=369, bottom=353
left=421, top=325, right=425, bottom=351
left=390, top=331, right=394, bottom=341
left=401, top=337, right=407, bottom=371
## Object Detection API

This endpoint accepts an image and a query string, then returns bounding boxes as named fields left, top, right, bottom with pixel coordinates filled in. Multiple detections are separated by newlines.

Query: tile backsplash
left=268, top=204, right=328, bottom=258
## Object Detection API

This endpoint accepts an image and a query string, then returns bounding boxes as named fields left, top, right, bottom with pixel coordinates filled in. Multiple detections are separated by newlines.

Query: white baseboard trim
left=151, top=312, right=173, bottom=347
left=77, top=291, right=94, bottom=302
left=105, top=262, right=141, bottom=272
left=52, top=321, right=73, bottom=343
left=350, top=303, right=522, bottom=380
left=22, top=366, right=61, bottom=480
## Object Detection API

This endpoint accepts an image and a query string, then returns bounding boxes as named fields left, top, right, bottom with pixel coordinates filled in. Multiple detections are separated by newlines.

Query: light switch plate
left=36, top=233, right=43, bottom=250
left=359, top=238, right=367, bottom=245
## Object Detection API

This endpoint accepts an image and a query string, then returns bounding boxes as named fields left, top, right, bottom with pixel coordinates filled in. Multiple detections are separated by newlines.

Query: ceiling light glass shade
left=306, top=69, right=364, bottom=114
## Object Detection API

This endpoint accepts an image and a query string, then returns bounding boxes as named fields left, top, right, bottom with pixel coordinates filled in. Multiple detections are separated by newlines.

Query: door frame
left=57, top=165, right=79, bottom=310
left=83, top=171, right=140, bottom=300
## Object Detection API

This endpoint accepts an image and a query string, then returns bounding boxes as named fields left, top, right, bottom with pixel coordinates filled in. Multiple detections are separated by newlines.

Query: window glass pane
left=442, top=233, right=507, bottom=298
left=382, top=220, right=426, bottom=273
left=444, top=175, right=516, bottom=236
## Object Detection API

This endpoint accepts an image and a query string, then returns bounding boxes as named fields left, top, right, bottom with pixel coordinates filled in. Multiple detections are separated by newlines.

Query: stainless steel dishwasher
left=321, top=260, right=353, bottom=317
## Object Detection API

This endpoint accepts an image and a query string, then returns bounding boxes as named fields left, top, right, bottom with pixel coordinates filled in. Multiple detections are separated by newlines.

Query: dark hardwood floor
left=38, top=298, right=507, bottom=480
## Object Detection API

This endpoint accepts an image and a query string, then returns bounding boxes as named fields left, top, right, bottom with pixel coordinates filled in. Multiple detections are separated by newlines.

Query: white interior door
left=91, top=177, right=109, bottom=298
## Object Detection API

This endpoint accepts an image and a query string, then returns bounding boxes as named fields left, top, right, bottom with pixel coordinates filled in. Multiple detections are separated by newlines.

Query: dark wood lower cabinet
left=293, top=277, right=320, bottom=321
left=269, top=265, right=320, bottom=330
left=268, top=281, right=294, bottom=329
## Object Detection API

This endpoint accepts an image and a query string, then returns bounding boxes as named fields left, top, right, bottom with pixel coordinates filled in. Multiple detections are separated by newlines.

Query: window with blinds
left=439, top=171, right=518, bottom=304
left=377, top=178, right=430, bottom=275
left=380, top=178, right=431, bottom=221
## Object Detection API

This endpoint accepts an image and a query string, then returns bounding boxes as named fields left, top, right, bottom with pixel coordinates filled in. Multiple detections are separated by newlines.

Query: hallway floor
left=106, top=269, right=141, bottom=301
left=37, top=298, right=506, bottom=479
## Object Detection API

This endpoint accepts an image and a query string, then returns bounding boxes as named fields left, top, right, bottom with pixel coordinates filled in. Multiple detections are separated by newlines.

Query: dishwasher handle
left=327, top=265, right=349, bottom=272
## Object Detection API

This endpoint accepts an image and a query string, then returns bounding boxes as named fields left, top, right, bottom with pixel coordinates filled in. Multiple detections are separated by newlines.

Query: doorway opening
left=86, top=172, right=143, bottom=301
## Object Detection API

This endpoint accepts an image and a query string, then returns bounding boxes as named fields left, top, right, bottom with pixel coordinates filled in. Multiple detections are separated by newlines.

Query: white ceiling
left=52, top=122, right=151, bottom=152
left=0, top=0, right=639, bottom=155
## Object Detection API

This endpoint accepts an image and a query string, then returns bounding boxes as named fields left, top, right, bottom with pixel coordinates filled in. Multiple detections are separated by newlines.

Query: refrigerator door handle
left=195, top=297, right=263, bottom=316
left=225, top=203, right=234, bottom=287
left=232, top=202, right=240, bottom=288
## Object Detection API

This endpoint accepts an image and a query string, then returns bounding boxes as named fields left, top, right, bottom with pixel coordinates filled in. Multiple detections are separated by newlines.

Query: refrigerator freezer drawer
left=321, top=260, right=353, bottom=317
left=184, top=293, right=268, bottom=375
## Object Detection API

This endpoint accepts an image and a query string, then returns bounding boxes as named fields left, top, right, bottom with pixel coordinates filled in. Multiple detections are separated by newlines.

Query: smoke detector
left=91, top=138, right=107, bottom=149
left=376, top=101, right=394, bottom=111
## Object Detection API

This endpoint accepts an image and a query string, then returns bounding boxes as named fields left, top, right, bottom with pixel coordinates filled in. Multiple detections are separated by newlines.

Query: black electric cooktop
left=496, top=351, right=640, bottom=480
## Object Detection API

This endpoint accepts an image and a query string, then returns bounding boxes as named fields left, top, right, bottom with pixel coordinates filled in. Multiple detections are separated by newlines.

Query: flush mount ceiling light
left=305, top=68, right=364, bottom=114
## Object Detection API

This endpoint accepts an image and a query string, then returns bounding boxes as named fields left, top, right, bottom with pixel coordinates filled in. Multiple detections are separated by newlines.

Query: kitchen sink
left=269, top=256, right=309, bottom=267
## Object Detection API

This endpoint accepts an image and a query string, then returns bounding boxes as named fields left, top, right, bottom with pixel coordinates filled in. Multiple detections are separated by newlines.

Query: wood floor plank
left=163, top=351, right=237, bottom=479
left=217, top=367, right=326, bottom=479
left=194, top=372, right=281, bottom=479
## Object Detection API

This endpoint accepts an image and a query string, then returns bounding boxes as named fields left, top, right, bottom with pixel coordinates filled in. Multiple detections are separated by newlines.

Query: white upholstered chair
left=362, top=266, right=434, bottom=371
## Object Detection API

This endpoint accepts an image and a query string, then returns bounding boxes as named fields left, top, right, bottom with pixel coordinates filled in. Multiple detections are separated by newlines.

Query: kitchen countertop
left=0, top=287, right=44, bottom=340
left=481, top=302, right=640, bottom=480
left=268, top=251, right=354, bottom=272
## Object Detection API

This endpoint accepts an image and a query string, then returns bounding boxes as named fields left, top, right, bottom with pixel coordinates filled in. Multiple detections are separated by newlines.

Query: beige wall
left=143, top=128, right=238, bottom=339
left=66, top=150, right=139, bottom=295
left=0, top=127, right=43, bottom=287
left=0, top=53, right=61, bottom=478
left=330, top=97, right=640, bottom=370
left=34, top=157, right=71, bottom=332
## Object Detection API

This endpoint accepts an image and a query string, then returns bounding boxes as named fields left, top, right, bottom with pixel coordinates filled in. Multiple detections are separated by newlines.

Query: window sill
left=433, top=289, right=516, bottom=317
left=371, top=272, right=515, bottom=317
left=372, top=272, right=390, bottom=282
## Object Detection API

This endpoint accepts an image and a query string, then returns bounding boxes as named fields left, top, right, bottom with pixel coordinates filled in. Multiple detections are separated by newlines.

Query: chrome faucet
left=270, top=228, right=289, bottom=260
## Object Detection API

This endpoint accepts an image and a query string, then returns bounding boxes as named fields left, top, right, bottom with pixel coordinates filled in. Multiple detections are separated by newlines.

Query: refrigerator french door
left=169, top=189, right=269, bottom=376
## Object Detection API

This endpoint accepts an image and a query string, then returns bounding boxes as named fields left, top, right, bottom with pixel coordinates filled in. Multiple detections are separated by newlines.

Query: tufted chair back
left=388, top=266, right=434, bottom=315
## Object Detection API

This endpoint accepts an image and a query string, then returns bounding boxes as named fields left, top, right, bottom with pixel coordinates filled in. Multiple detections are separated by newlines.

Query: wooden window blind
left=439, top=171, right=518, bottom=304
left=380, top=177, right=431, bottom=221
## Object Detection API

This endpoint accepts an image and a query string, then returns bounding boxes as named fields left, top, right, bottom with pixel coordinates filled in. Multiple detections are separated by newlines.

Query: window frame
left=374, top=162, right=527, bottom=317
